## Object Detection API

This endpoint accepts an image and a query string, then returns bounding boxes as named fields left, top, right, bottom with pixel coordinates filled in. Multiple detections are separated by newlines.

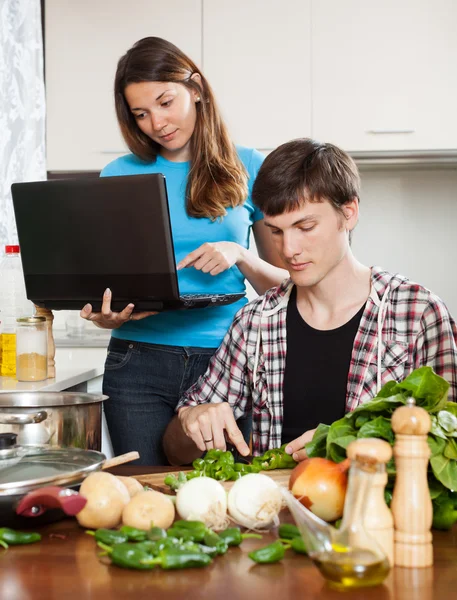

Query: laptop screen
left=11, top=174, right=180, bottom=309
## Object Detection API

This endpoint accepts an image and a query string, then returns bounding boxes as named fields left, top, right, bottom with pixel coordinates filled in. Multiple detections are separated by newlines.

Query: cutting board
left=133, top=468, right=292, bottom=495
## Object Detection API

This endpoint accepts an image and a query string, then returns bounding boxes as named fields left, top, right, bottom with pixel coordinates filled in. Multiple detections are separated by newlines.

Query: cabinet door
left=311, top=0, right=457, bottom=151
left=203, top=0, right=312, bottom=150
left=45, top=0, right=201, bottom=171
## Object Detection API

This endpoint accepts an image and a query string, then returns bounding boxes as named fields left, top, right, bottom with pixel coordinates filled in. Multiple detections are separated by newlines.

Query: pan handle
left=102, top=451, right=140, bottom=470
left=0, top=410, right=48, bottom=425
left=15, top=486, right=87, bottom=518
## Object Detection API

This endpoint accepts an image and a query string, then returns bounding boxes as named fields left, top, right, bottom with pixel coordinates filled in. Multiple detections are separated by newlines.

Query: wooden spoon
left=101, top=451, right=140, bottom=470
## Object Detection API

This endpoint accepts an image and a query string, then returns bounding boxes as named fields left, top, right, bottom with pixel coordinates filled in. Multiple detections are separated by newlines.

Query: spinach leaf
left=326, top=418, right=357, bottom=463
left=386, top=458, right=396, bottom=476
left=441, top=402, right=457, bottom=417
left=430, top=452, right=457, bottom=491
left=438, top=411, right=457, bottom=434
left=430, top=415, right=448, bottom=440
left=305, top=423, right=330, bottom=458
left=357, top=416, right=394, bottom=443
left=351, top=394, right=406, bottom=416
left=428, top=476, right=446, bottom=500
left=398, top=366, right=450, bottom=412
left=429, top=435, right=457, bottom=489
left=355, top=414, right=371, bottom=429
left=428, top=435, right=446, bottom=458
left=444, top=438, right=457, bottom=461
left=376, top=380, right=401, bottom=398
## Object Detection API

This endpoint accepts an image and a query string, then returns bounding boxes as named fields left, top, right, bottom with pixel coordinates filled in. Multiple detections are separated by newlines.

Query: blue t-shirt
left=100, top=146, right=264, bottom=348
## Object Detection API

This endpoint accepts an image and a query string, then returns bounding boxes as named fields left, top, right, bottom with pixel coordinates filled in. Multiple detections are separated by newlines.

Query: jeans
left=103, top=338, right=252, bottom=466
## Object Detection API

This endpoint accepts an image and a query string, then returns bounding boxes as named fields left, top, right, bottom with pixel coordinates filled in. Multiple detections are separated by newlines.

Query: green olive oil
left=312, top=548, right=390, bottom=590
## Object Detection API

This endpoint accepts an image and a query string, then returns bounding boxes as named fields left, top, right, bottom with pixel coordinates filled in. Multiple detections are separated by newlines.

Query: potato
left=116, top=476, right=144, bottom=498
left=76, top=471, right=130, bottom=529
left=122, top=490, right=175, bottom=530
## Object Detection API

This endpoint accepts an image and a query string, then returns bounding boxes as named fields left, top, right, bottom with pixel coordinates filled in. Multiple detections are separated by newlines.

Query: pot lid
left=0, top=447, right=106, bottom=496
left=0, top=433, right=28, bottom=469
left=0, top=392, right=108, bottom=408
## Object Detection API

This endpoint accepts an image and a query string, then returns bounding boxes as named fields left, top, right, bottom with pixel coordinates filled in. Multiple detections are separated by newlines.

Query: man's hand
left=178, top=403, right=250, bottom=456
left=284, top=428, right=317, bottom=462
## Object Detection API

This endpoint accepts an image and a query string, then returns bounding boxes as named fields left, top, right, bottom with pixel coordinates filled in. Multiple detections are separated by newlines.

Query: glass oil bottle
left=282, top=450, right=390, bottom=590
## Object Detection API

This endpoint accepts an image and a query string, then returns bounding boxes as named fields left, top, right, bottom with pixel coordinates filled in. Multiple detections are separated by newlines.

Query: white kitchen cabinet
left=45, top=0, right=202, bottom=171
left=202, top=0, right=312, bottom=150
left=311, top=0, right=457, bottom=151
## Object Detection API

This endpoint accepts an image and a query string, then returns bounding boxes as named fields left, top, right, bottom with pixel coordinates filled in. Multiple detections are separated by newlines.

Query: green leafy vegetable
left=305, top=366, right=457, bottom=529
left=357, top=416, right=394, bottom=443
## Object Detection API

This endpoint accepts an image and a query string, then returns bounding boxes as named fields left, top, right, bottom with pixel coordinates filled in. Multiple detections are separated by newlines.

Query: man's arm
left=163, top=404, right=250, bottom=466
left=163, top=312, right=252, bottom=465
left=414, top=297, right=457, bottom=402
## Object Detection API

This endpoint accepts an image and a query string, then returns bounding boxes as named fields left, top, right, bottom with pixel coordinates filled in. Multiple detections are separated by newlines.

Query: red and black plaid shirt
left=177, top=267, right=457, bottom=455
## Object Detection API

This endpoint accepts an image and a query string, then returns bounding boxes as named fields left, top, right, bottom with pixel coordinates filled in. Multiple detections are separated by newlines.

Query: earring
left=196, top=96, right=201, bottom=102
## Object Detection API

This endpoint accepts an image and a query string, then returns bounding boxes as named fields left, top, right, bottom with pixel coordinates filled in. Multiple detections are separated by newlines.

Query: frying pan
left=0, top=445, right=139, bottom=528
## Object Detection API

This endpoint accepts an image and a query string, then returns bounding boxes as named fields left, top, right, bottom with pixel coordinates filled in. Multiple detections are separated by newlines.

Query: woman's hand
left=80, top=288, right=157, bottom=329
left=284, top=428, right=317, bottom=462
left=177, top=242, right=243, bottom=276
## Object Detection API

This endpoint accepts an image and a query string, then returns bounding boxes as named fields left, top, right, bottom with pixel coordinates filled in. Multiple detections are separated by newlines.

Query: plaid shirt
left=177, top=266, right=457, bottom=455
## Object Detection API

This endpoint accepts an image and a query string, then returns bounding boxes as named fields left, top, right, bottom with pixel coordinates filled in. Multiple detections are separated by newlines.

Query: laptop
left=11, top=174, right=245, bottom=312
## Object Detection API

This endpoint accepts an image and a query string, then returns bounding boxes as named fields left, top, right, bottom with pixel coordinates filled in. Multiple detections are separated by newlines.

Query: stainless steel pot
left=0, top=392, right=108, bottom=451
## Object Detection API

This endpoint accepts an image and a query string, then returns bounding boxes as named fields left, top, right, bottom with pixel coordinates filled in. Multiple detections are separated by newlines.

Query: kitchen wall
left=354, top=167, right=457, bottom=317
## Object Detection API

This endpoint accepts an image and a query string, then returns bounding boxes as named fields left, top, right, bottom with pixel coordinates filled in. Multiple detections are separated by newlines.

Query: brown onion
left=289, top=457, right=350, bottom=522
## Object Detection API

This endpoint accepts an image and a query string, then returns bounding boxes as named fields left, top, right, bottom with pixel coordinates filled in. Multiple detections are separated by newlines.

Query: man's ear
left=343, top=197, right=359, bottom=230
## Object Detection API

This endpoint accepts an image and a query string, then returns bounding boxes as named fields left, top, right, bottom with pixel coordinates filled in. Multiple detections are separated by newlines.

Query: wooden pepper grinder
left=346, top=438, right=394, bottom=566
left=34, top=306, right=56, bottom=378
left=391, top=398, right=433, bottom=567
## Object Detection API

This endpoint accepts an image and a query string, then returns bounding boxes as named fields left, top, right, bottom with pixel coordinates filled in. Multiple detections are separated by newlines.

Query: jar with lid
left=15, top=316, right=48, bottom=381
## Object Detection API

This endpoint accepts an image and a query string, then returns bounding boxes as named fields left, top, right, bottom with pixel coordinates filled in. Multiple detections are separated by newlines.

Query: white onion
left=176, top=476, right=228, bottom=530
left=227, top=473, right=283, bottom=530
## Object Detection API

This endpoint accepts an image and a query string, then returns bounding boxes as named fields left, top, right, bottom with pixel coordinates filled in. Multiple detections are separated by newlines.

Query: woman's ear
left=190, top=72, right=203, bottom=101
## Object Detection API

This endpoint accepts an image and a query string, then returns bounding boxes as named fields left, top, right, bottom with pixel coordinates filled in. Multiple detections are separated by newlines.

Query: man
left=163, top=138, right=457, bottom=465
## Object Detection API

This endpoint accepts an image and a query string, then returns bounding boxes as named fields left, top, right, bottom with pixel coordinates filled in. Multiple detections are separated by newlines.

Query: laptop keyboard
left=180, top=293, right=243, bottom=304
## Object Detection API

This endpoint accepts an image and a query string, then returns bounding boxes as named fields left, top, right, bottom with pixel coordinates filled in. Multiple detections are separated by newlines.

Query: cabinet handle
left=366, top=129, right=415, bottom=135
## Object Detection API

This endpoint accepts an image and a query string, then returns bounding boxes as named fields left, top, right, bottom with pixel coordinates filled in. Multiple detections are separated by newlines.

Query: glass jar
left=15, top=316, right=48, bottom=382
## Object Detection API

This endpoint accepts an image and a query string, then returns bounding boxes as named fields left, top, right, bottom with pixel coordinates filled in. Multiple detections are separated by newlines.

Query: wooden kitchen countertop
left=1, top=466, right=457, bottom=600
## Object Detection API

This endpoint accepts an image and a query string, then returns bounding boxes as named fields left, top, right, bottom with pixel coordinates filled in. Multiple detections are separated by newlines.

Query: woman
left=81, top=37, right=287, bottom=465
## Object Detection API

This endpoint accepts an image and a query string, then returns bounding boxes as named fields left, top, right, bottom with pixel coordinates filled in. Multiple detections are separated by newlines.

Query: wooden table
left=2, top=466, right=457, bottom=600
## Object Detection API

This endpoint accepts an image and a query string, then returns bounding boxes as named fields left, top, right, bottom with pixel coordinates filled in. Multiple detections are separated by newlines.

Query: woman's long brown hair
left=114, top=37, right=248, bottom=220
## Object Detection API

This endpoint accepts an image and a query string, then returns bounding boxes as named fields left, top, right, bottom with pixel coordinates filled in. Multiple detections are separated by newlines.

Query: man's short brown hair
left=252, top=138, right=361, bottom=217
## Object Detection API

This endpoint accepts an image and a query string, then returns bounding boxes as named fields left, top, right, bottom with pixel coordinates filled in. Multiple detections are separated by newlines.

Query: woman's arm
left=177, top=220, right=288, bottom=296
left=237, top=219, right=288, bottom=295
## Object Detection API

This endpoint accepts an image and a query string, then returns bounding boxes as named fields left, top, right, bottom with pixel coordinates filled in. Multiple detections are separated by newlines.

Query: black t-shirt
left=281, top=287, right=365, bottom=445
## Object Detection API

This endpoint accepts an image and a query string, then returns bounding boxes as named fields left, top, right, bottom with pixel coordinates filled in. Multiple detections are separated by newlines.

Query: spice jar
left=15, top=316, right=48, bottom=381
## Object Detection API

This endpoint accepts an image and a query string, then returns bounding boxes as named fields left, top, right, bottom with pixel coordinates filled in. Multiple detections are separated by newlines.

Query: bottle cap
left=16, top=316, right=46, bottom=323
left=347, top=437, right=393, bottom=464
left=5, top=245, right=20, bottom=253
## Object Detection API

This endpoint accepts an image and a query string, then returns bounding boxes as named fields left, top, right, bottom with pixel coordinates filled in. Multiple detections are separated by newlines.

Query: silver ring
left=129, top=314, right=134, bottom=320
left=203, top=438, right=213, bottom=443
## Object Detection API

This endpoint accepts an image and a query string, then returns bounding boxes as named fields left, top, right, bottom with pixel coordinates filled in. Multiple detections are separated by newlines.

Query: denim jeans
left=103, top=338, right=252, bottom=466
